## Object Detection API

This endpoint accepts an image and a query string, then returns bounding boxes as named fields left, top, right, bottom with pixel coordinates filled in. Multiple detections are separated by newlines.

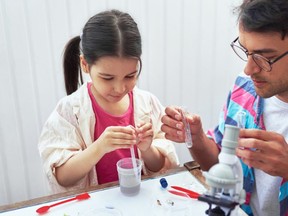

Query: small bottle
left=159, top=178, right=168, bottom=189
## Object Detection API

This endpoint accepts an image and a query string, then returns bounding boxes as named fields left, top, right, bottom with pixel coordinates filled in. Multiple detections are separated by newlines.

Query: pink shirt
left=87, top=83, right=139, bottom=184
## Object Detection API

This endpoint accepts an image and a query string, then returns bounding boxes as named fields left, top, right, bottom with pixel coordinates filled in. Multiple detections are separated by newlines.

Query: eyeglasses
left=230, top=37, right=288, bottom=72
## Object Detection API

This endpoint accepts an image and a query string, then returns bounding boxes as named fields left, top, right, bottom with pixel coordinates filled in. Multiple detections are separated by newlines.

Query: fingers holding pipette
left=135, top=121, right=154, bottom=152
left=135, top=120, right=165, bottom=172
left=95, top=125, right=137, bottom=153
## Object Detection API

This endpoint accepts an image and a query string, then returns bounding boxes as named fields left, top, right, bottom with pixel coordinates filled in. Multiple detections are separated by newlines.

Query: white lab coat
left=38, top=83, right=179, bottom=193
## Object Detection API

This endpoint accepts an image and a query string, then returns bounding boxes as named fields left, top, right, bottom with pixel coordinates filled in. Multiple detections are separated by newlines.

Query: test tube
left=237, top=111, right=246, bottom=129
left=237, top=111, right=256, bottom=152
left=180, top=107, right=193, bottom=148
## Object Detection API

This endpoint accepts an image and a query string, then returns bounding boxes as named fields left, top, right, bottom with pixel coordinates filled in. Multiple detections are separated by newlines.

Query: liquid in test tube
left=180, top=107, right=193, bottom=148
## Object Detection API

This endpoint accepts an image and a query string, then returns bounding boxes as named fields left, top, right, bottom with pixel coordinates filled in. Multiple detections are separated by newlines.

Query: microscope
left=198, top=124, right=246, bottom=216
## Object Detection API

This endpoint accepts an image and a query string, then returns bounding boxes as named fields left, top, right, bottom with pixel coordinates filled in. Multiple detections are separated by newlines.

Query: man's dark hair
left=235, top=0, right=288, bottom=39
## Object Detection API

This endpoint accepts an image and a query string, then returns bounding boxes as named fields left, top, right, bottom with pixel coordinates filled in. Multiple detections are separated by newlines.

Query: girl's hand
left=135, top=121, right=154, bottom=152
left=95, top=125, right=137, bottom=154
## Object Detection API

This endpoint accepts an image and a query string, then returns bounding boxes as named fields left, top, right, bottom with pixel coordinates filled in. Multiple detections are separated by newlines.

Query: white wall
left=0, top=0, right=243, bottom=205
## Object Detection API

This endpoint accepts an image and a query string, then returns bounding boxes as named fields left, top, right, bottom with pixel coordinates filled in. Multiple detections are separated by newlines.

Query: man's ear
left=80, top=55, right=89, bottom=74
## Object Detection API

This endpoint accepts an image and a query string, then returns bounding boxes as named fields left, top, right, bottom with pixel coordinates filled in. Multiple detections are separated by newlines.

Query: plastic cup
left=116, top=157, right=142, bottom=196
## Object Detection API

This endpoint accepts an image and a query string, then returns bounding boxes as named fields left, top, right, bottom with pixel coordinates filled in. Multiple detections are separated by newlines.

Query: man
left=161, top=0, right=288, bottom=215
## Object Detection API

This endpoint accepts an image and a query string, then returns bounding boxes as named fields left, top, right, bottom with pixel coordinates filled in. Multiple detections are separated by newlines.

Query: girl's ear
left=80, top=55, right=89, bottom=74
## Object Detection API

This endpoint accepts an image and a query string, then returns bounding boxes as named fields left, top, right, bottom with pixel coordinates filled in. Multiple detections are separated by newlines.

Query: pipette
left=128, top=125, right=138, bottom=177
left=36, top=193, right=90, bottom=214
left=130, top=145, right=138, bottom=177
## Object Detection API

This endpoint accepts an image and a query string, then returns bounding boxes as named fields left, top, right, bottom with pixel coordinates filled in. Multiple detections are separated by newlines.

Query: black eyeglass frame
left=230, top=37, right=288, bottom=72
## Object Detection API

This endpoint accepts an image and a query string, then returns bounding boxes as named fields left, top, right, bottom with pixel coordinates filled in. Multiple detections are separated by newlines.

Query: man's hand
left=237, top=129, right=288, bottom=179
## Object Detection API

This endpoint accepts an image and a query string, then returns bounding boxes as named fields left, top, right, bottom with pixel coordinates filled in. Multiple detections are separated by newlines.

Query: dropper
left=129, top=125, right=138, bottom=177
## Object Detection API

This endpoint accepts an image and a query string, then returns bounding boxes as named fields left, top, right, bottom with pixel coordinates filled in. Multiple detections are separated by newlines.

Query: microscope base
left=198, top=194, right=239, bottom=216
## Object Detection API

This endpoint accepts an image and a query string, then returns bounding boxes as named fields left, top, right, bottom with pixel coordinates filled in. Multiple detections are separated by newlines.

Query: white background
left=0, top=0, right=243, bottom=205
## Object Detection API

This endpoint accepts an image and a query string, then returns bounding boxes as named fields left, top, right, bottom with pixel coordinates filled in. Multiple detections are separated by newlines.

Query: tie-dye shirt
left=207, top=74, right=288, bottom=216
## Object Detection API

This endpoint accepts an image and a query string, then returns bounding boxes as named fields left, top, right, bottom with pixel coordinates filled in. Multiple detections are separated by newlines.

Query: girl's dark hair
left=235, top=0, right=288, bottom=39
left=63, top=10, right=142, bottom=95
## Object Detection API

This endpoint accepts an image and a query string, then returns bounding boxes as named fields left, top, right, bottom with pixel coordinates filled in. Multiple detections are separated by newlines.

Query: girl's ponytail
left=63, top=36, right=83, bottom=95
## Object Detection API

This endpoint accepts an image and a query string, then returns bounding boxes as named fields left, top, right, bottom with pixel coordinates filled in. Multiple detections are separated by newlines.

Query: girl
left=38, top=9, right=179, bottom=193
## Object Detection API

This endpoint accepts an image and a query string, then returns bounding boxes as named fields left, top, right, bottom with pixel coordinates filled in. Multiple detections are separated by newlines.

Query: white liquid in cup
left=117, top=157, right=142, bottom=196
